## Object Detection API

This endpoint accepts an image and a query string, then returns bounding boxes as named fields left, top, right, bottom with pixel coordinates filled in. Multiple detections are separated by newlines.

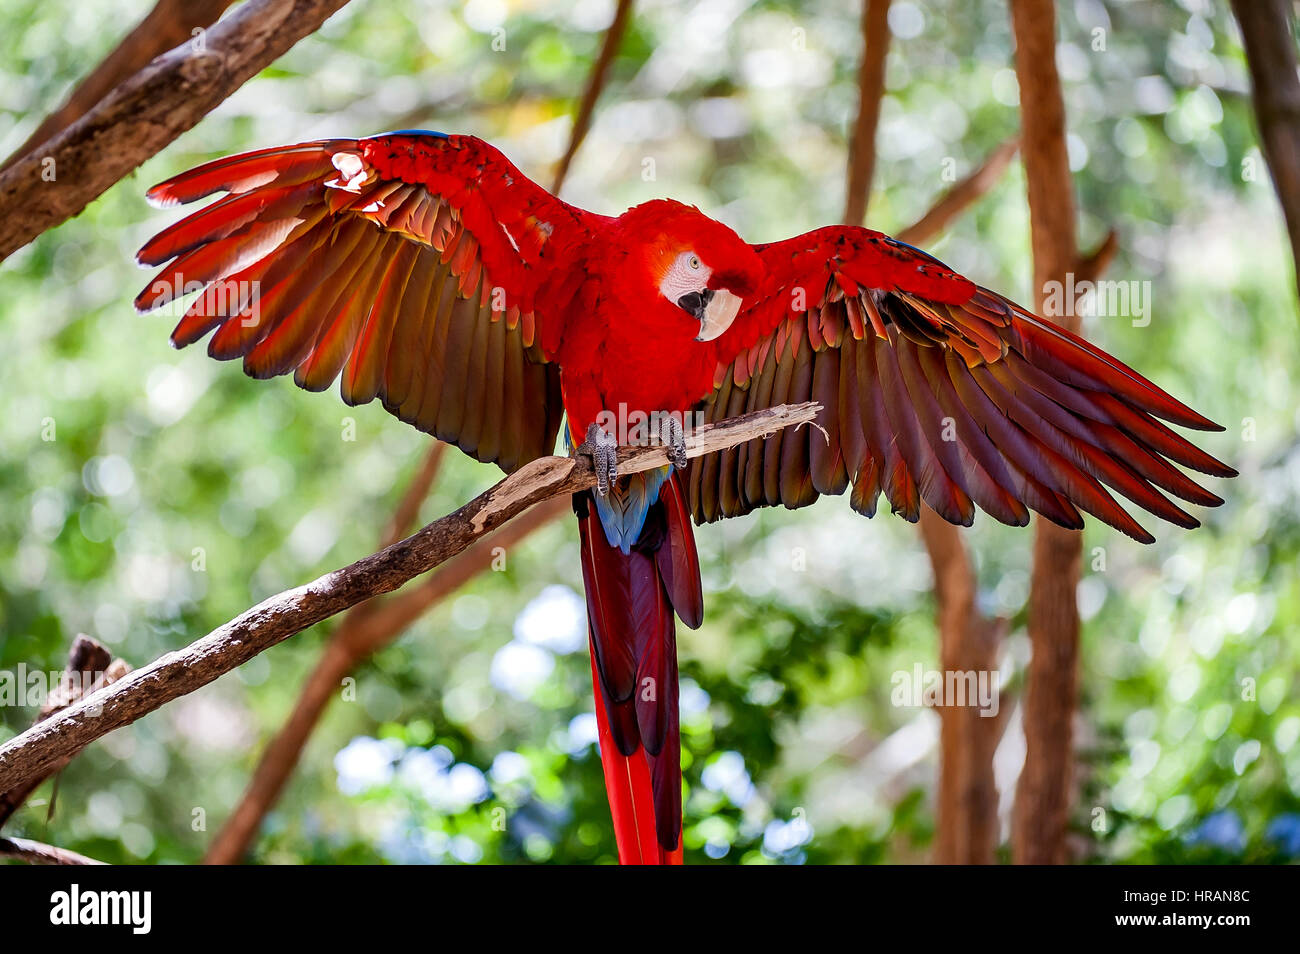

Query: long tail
left=576, top=470, right=702, bottom=864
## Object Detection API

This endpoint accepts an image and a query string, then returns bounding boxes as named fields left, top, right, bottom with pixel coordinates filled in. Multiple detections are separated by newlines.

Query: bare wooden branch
left=0, top=0, right=352, bottom=262
left=1231, top=0, right=1300, bottom=308
left=1009, top=0, right=1083, bottom=866
left=896, top=138, right=1020, bottom=247
left=0, top=0, right=236, bottom=173
left=839, top=0, right=1013, bottom=864
left=843, top=0, right=892, bottom=225
left=203, top=494, right=569, bottom=864
left=202, top=439, right=448, bottom=864
left=0, top=836, right=106, bottom=866
left=0, top=636, right=131, bottom=828
left=0, top=403, right=819, bottom=798
left=550, top=0, right=635, bottom=193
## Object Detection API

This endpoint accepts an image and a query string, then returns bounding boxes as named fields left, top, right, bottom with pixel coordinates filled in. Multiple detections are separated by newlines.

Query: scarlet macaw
left=136, top=131, right=1234, bottom=864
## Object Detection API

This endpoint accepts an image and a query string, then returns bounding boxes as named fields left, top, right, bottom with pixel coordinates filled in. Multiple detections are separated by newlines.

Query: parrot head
left=617, top=199, right=764, bottom=342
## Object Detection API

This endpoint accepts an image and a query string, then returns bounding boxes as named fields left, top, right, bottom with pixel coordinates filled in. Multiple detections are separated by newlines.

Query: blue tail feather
left=563, top=421, right=670, bottom=553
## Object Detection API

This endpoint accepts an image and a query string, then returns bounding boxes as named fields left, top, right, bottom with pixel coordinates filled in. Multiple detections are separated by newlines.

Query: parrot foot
left=577, top=422, right=619, bottom=496
left=658, top=413, right=687, bottom=471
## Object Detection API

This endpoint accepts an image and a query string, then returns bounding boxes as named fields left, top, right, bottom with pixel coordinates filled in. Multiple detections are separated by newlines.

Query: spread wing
left=136, top=131, right=605, bottom=472
left=687, top=226, right=1235, bottom=543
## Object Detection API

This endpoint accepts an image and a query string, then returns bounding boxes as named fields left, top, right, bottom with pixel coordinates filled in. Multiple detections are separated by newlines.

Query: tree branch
left=918, top=507, right=1007, bottom=863
left=840, top=0, right=1016, bottom=864
left=203, top=493, right=569, bottom=863
left=843, top=0, right=892, bottom=225
left=0, top=836, right=106, bottom=866
left=549, top=0, right=635, bottom=194
left=0, top=635, right=131, bottom=828
left=0, top=0, right=352, bottom=262
left=0, top=403, right=819, bottom=799
left=893, top=136, right=1022, bottom=862
left=896, top=138, right=1020, bottom=247
left=1076, top=229, right=1119, bottom=286
left=0, top=0, right=237, bottom=173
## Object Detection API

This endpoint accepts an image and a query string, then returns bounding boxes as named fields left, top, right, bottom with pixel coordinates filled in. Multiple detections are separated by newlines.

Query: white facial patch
left=659, top=250, right=711, bottom=303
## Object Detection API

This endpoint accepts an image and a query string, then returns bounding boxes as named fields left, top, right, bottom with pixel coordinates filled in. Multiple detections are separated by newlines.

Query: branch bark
left=0, top=0, right=237, bottom=173
left=0, top=403, right=819, bottom=800
left=1231, top=0, right=1300, bottom=308
left=895, top=136, right=1022, bottom=862
left=843, top=0, right=892, bottom=226
left=1009, top=0, right=1083, bottom=866
left=902, top=137, right=1022, bottom=861
left=0, top=0, right=352, bottom=262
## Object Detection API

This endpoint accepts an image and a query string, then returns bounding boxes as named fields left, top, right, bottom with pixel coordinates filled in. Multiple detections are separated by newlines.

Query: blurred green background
left=0, top=0, right=1294, bottom=864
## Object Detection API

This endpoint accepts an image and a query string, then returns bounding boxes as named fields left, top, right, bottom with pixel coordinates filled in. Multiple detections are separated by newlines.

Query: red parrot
left=136, top=131, right=1234, bottom=864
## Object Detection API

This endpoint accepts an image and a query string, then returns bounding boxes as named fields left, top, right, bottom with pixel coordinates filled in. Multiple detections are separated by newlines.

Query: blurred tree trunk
left=1231, top=0, right=1300, bottom=309
left=1008, top=0, right=1082, bottom=866
left=844, top=0, right=1016, bottom=864
left=920, top=512, right=1005, bottom=863
left=896, top=139, right=1020, bottom=865
left=551, top=0, right=634, bottom=192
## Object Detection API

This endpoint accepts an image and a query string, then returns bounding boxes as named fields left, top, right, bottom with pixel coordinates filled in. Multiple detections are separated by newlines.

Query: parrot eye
left=688, top=254, right=702, bottom=270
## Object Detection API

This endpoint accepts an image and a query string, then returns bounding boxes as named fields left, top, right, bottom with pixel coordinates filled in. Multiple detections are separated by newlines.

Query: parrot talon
left=577, top=422, right=619, bottom=496
left=658, top=413, right=687, bottom=470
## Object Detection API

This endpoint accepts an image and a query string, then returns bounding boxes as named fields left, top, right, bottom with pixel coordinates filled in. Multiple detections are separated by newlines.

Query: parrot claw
left=577, top=422, right=619, bottom=496
left=659, top=414, right=687, bottom=471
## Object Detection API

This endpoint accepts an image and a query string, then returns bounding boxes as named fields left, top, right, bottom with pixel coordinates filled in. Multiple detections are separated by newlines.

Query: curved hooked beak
left=678, top=288, right=743, bottom=342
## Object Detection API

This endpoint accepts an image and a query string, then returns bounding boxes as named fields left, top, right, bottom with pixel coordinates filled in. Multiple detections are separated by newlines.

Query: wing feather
left=138, top=132, right=594, bottom=473
left=687, top=225, right=1234, bottom=541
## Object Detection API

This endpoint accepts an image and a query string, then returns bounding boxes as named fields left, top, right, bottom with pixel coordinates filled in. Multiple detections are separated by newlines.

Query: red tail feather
left=576, top=474, right=700, bottom=864
left=587, top=652, right=683, bottom=865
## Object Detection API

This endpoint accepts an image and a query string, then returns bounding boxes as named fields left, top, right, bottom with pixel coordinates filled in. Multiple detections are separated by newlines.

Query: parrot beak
left=682, top=288, right=742, bottom=342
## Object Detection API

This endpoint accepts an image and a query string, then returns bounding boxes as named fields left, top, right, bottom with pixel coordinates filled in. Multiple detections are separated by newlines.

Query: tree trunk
left=920, top=510, right=1005, bottom=863
left=1008, top=0, right=1083, bottom=866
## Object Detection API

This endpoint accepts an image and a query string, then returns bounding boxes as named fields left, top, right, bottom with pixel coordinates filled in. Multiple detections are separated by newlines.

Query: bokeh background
left=1, top=0, right=1295, bottom=864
